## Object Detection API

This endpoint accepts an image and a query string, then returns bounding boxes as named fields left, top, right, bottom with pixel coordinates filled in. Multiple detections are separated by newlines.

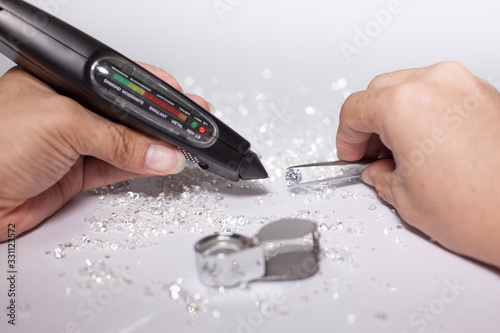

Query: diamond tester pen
left=0, top=0, right=268, bottom=181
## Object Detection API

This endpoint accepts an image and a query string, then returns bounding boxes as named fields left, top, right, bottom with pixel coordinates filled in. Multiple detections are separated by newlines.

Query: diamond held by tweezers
left=285, top=168, right=302, bottom=185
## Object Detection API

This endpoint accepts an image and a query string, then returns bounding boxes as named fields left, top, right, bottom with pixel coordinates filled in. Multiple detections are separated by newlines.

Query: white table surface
left=1, top=0, right=500, bottom=332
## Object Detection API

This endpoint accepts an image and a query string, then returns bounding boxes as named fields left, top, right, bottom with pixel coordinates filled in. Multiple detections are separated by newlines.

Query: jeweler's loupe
left=194, top=219, right=320, bottom=287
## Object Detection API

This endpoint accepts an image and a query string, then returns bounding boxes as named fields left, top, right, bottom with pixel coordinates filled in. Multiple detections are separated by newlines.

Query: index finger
left=336, top=88, right=391, bottom=161
left=367, top=67, right=422, bottom=90
left=337, top=66, right=428, bottom=160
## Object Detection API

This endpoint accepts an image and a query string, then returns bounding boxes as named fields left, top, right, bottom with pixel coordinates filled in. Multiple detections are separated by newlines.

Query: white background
left=1, top=0, right=500, bottom=332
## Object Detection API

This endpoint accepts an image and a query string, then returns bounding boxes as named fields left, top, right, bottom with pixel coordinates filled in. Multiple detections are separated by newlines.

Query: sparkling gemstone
left=54, top=247, right=65, bottom=259
left=285, top=168, right=302, bottom=185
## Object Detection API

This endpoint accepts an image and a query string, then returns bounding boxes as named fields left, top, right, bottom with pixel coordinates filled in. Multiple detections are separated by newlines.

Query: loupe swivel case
left=0, top=0, right=268, bottom=181
left=195, top=219, right=320, bottom=287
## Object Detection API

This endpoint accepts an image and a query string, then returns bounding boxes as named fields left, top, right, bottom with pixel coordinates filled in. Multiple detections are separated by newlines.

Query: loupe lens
left=195, top=234, right=251, bottom=257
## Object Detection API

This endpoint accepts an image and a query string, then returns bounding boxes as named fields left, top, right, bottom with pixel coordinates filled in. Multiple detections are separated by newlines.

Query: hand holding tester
left=0, top=0, right=268, bottom=181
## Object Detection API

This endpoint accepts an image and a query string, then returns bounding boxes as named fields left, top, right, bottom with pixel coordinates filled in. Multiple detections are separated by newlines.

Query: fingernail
left=361, top=172, right=374, bottom=187
left=145, top=145, right=186, bottom=174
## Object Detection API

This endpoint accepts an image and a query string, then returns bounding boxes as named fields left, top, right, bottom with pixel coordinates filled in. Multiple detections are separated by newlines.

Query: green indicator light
left=191, top=121, right=198, bottom=128
left=114, top=74, right=130, bottom=86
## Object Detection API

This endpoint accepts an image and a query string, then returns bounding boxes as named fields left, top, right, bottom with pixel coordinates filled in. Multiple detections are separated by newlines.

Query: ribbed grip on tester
left=178, top=148, right=200, bottom=164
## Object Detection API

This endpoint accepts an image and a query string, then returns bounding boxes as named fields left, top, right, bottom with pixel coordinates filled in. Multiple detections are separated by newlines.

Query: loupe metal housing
left=194, top=219, right=320, bottom=287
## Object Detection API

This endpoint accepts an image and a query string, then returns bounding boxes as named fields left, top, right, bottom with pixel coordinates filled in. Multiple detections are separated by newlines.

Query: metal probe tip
left=239, top=150, right=268, bottom=180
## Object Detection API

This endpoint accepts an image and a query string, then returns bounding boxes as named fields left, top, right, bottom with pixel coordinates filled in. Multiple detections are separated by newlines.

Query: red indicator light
left=199, top=126, right=206, bottom=133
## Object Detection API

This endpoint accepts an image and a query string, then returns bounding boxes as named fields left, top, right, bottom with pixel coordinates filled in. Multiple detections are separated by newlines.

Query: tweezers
left=285, top=159, right=377, bottom=186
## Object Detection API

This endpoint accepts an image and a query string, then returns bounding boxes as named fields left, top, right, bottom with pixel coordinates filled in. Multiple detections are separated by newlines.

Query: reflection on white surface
left=1, top=0, right=500, bottom=332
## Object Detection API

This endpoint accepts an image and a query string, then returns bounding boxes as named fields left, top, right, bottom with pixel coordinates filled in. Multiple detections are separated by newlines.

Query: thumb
left=361, top=159, right=397, bottom=206
left=67, top=106, right=186, bottom=176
